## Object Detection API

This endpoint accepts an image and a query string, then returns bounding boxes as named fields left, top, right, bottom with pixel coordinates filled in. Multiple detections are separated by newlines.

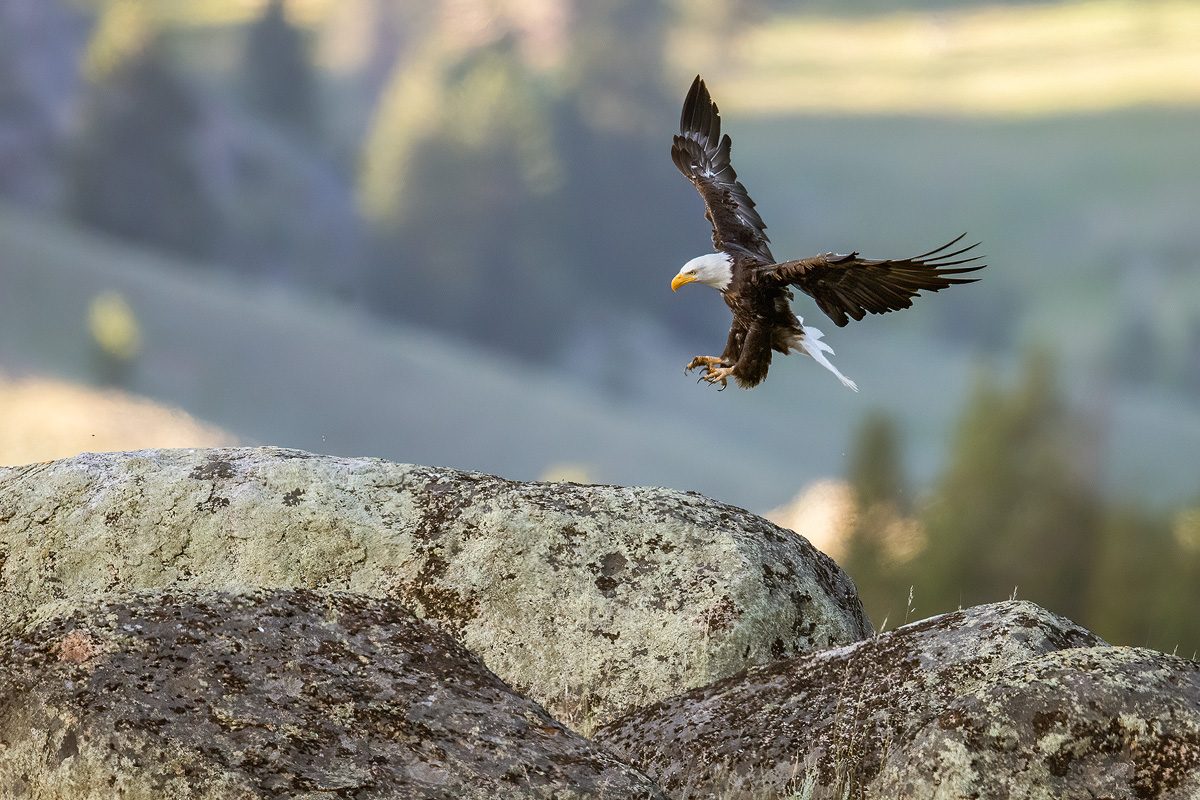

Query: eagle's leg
left=699, top=364, right=736, bottom=390
left=685, top=355, right=728, bottom=374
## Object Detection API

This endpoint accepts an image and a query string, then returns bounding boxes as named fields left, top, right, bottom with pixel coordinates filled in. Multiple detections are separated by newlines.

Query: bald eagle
left=670, top=76, right=985, bottom=391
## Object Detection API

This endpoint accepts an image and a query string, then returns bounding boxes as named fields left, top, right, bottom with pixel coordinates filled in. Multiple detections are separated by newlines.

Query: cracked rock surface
left=595, top=601, right=1147, bottom=799
left=0, top=589, right=665, bottom=799
left=0, top=447, right=870, bottom=726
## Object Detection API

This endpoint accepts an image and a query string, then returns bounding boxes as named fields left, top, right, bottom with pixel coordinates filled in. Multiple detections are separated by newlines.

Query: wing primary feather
left=682, top=75, right=702, bottom=134
left=909, top=232, right=968, bottom=260
left=923, top=242, right=984, bottom=263
left=707, top=100, right=721, bottom=143
left=694, top=81, right=713, bottom=142
left=671, top=75, right=774, bottom=264
left=762, top=234, right=988, bottom=327
left=925, top=259, right=986, bottom=271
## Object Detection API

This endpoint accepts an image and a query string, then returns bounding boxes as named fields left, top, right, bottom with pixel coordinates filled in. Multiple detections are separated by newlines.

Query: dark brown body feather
left=718, top=269, right=800, bottom=388
left=673, top=75, right=985, bottom=388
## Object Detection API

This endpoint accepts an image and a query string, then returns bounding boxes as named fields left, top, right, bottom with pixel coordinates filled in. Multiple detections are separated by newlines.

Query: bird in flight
left=669, top=75, right=985, bottom=391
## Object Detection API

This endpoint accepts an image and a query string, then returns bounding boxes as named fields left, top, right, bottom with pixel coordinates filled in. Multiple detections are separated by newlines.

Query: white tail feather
left=794, top=324, right=859, bottom=392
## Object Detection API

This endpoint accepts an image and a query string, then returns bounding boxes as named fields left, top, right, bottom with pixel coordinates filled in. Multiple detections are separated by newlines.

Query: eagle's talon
left=686, top=355, right=727, bottom=374
left=700, top=365, right=735, bottom=389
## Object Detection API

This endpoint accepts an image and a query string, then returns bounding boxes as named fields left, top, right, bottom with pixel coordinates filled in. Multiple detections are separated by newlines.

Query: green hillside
left=9, top=3, right=1200, bottom=511
left=731, top=109, right=1200, bottom=356
left=0, top=202, right=841, bottom=510
left=4, top=197, right=1200, bottom=511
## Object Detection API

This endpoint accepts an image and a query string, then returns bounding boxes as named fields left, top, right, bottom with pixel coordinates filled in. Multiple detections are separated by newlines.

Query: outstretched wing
left=763, top=235, right=986, bottom=327
left=671, top=75, right=773, bottom=265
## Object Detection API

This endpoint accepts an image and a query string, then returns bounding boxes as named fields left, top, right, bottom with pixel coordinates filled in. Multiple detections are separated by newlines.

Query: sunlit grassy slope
left=679, top=0, right=1200, bottom=116
left=0, top=374, right=235, bottom=466
left=70, top=0, right=331, bottom=27
left=91, top=1, right=1200, bottom=117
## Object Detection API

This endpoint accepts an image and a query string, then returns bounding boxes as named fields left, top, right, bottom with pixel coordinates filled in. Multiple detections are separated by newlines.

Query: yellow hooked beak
left=671, top=273, right=696, bottom=292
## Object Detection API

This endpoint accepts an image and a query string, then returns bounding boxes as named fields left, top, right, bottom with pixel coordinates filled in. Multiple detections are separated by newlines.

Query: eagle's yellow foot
left=700, top=365, right=736, bottom=390
left=685, top=355, right=727, bottom=374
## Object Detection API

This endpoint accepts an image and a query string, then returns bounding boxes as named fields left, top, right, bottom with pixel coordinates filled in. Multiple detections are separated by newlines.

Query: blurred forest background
left=2, top=0, right=1200, bottom=653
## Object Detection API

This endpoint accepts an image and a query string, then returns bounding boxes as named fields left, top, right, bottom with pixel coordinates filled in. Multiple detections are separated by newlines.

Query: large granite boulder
left=0, top=588, right=665, bottom=799
left=0, top=447, right=870, bottom=728
left=595, top=601, right=1109, bottom=798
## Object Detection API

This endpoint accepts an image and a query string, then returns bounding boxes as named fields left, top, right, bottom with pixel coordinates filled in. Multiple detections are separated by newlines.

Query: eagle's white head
left=671, top=252, right=733, bottom=292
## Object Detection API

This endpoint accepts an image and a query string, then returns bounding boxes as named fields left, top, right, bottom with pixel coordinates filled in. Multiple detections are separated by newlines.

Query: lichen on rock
left=0, top=588, right=665, bottom=799
left=594, top=601, right=1109, bottom=798
left=0, top=447, right=871, bottom=727
left=875, top=645, right=1200, bottom=800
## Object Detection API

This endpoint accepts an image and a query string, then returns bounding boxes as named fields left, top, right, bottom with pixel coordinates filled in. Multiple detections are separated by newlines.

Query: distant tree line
left=51, top=0, right=757, bottom=362
left=17, top=0, right=1198, bottom=376
left=66, top=0, right=357, bottom=289
left=15, top=0, right=1197, bottom=381
left=842, top=351, right=1200, bottom=655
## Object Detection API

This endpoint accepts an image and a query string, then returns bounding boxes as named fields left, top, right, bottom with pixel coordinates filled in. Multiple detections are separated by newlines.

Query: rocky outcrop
left=875, top=645, right=1200, bottom=800
left=0, top=447, right=870, bottom=727
left=6, top=449, right=1199, bottom=799
left=0, top=588, right=665, bottom=799
left=595, top=601, right=1110, bottom=798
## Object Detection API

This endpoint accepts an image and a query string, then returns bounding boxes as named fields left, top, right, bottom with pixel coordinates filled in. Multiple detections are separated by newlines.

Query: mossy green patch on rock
left=0, top=447, right=871, bottom=727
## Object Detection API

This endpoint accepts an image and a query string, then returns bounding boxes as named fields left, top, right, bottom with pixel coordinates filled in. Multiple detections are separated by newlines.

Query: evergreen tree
left=70, top=11, right=218, bottom=259
left=241, top=0, right=319, bottom=139
left=359, top=38, right=568, bottom=358
left=912, top=352, right=1100, bottom=620
left=1084, top=505, right=1172, bottom=648
left=841, top=354, right=1200, bottom=653
left=841, top=411, right=916, bottom=629
left=562, top=0, right=670, bottom=137
left=1159, top=509, right=1200, bottom=655
left=849, top=411, right=908, bottom=510
left=547, top=1, right=714, bottom=341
